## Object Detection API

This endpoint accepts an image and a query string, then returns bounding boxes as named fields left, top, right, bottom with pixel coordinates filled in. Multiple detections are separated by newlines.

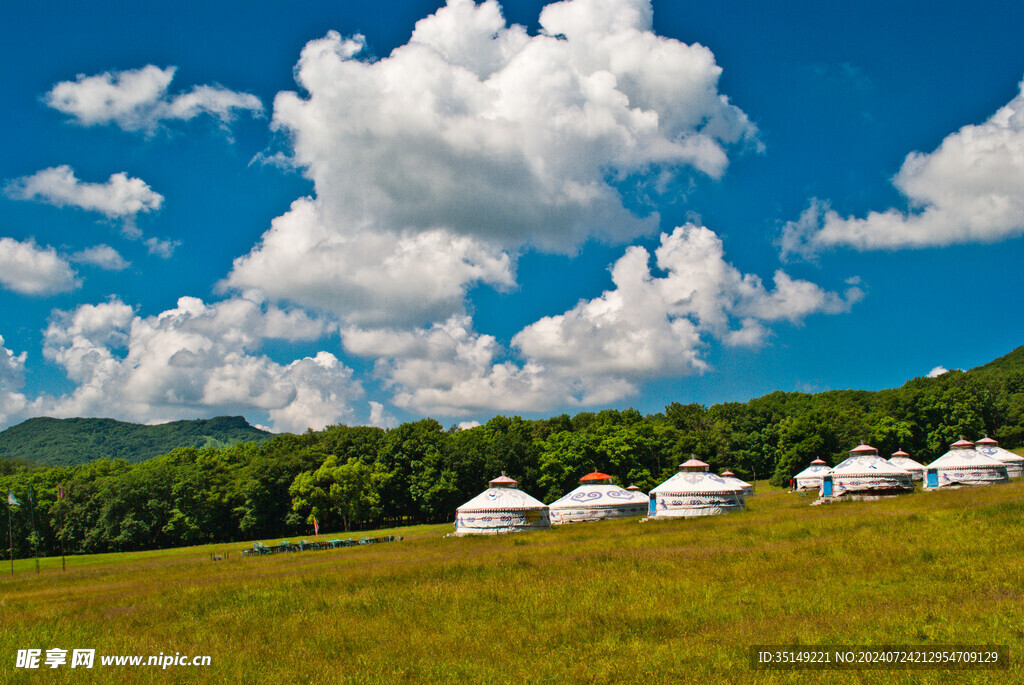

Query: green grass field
left=2, top=480, right=1022, bottom=684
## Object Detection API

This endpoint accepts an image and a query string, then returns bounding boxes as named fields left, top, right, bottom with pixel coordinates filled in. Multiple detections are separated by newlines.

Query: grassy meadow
left=2, top=479, right=1022, bottom=684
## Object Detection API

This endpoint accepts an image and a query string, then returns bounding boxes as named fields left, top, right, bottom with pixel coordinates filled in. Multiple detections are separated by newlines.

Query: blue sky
left=2, top=0, right=1023, bottom=432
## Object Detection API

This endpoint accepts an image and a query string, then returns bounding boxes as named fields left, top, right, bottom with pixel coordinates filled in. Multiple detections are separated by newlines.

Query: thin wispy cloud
left=5, top=165, right=163, bottom=236
left=70, top=244, right=130, bottom=271
left=45, top=65, right=263, bottom=133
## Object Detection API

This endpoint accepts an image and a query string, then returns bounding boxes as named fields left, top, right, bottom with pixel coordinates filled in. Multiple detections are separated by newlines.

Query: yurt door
left=649, top=495, right=657, bottom=516
left=821, top=474, right=833, bottom=497
left=926, top=469, right=938, bottom=488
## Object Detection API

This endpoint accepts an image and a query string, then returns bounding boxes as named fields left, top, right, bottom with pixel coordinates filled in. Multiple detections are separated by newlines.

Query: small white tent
left=648, top=459, right=744, bottom=518
left=548, top=472, right=647, bottom=524
left=824, top=444, right=914, bottom=498
left=974, top=436, right=1024, bottom=478
left=887, top=449, right=925, bottom=481
left=923, top=438, right=1009, bottom=489
left=625, top=484, right=649, bottom=504
left=793, top=458, right=831, bottom=491
left=454, top=474, right=550, bottom=536
left=720, top=470, right=754, bottom=497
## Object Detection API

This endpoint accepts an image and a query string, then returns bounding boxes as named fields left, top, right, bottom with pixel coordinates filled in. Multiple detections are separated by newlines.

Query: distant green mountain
left=0, top=416, right=274, bottom=467
left=975, top=345, right=1024, bottom=374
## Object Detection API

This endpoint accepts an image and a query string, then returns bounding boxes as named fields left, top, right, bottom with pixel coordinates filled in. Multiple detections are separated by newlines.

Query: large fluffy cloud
left=0, top=237, right=80, bottom=295
left=226, top=0, right=757, bottom=327
left=44, top=65, right=263, bottom=133
left=344, top=224, right=860, bottom=415
left=782, top=79, right=1024, bottom=259
left=37, top=296, right=360, bottom=433
left=5, top=165, right=163, bottom=236
left=513, top=223, right=861, bottom=378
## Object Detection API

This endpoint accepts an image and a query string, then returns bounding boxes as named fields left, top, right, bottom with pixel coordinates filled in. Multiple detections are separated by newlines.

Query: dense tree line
left=3, top=359, right=1024, bottom=559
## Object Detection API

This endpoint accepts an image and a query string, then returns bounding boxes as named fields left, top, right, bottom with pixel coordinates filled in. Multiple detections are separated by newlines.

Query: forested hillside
left=0, top=416, right=273, bottom=467
left=2, top=346, right=1023, bottom=558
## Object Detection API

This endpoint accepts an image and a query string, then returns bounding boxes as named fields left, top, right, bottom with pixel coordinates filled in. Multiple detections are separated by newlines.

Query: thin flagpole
left=7, top=494, right=12, bottom=577
left=28, top=487, right=39, bottom=574
left=58, top=484, right=66, bottom=572
left=60, top=517, right=66, bottom=572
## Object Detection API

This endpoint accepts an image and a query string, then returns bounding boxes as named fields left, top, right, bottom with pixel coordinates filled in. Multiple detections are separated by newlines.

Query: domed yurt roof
left=924, top=438, right=1009, bottom=489
left=648, top=459, right=744, bottom=518
left=887, top=449, right=925, bottom=480
left=548, top=471, right=647, bottom=524
left=828, top=444, right=914, bottom=496
left=454, top=473, right=550, bottom=536
left=793, top=458, right=831, bottom=491
left=974, top=436, right=1024, bottom=478
left=720, top=470, right=754, bottom=497
left=679, top=458, right=710, bottom=470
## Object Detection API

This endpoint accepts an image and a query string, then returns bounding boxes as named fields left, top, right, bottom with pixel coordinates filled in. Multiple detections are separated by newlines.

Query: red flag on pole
left=313, top=516, right=319, bottom=537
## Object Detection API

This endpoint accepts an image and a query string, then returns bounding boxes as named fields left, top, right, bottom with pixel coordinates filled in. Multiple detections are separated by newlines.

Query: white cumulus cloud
left=223, top=198, right=514, bottom=326
left=368, top=401, right=398, bottom=429
left=227, top=0, right=756, bottom=327
left=71, top=244, right=130, bottom=271
left=782, top=79, right=1024, bottom=258
left=343, top=224, right=859, bottom=416
left=0, top=237, right=80, bottom=295
left=345, top=316, right=573, bottom=416
left=0, top=335, right=30, bottom=428
left=513, top=223, right=861, bottom=374
left=38, top=296, right=359, bottom=433
left=44, top=65, right=263, bottom=133
left=145, top=237, right=180, bottom=259
left=278, top=0, right=756, bottom=249
left=5, top=165, right=163, bottom=236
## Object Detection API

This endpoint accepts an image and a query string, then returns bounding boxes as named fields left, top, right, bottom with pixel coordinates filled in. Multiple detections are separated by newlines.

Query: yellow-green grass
left=2, top=482, right=1022, bottom=684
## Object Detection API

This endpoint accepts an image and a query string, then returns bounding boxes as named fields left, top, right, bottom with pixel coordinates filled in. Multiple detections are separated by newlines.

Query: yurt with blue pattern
left=720, top=470, right=754, bottom=497
left=887, top=449, right=925, bottom=481
left=548, top=472, right=647, bottom=524
left=625, top=484, right=649, bottom=504
left=974, top=436, right=1024, bottom=478
left=793, top=458, right=831, bottom=491
left=648, top=458, right=745, bottom=518
left=923, top=439, right=1009, bottom=489
left=825, top=444, right=914, bottom=498
left=454, top=474, right=550, bottom=536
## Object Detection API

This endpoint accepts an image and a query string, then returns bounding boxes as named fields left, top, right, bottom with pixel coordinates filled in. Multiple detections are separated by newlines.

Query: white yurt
left=648, top=458, right=745, bottom=518
left=720, top=470, right=754, bottom=497
left=793, top=458, right=832, bottom=491
left=454, top=474, right=550, bottom=536
left=625, top=484, right=650, bottom=506
left=548, top=472, right=648, bottom=524
left=887, top=449, right=926, bottom=481
left=823, top=444, right=914, bottom=498
left=923, top=438, right=1009, bottom=489
left=974, top=436, right=1024, bottom=478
